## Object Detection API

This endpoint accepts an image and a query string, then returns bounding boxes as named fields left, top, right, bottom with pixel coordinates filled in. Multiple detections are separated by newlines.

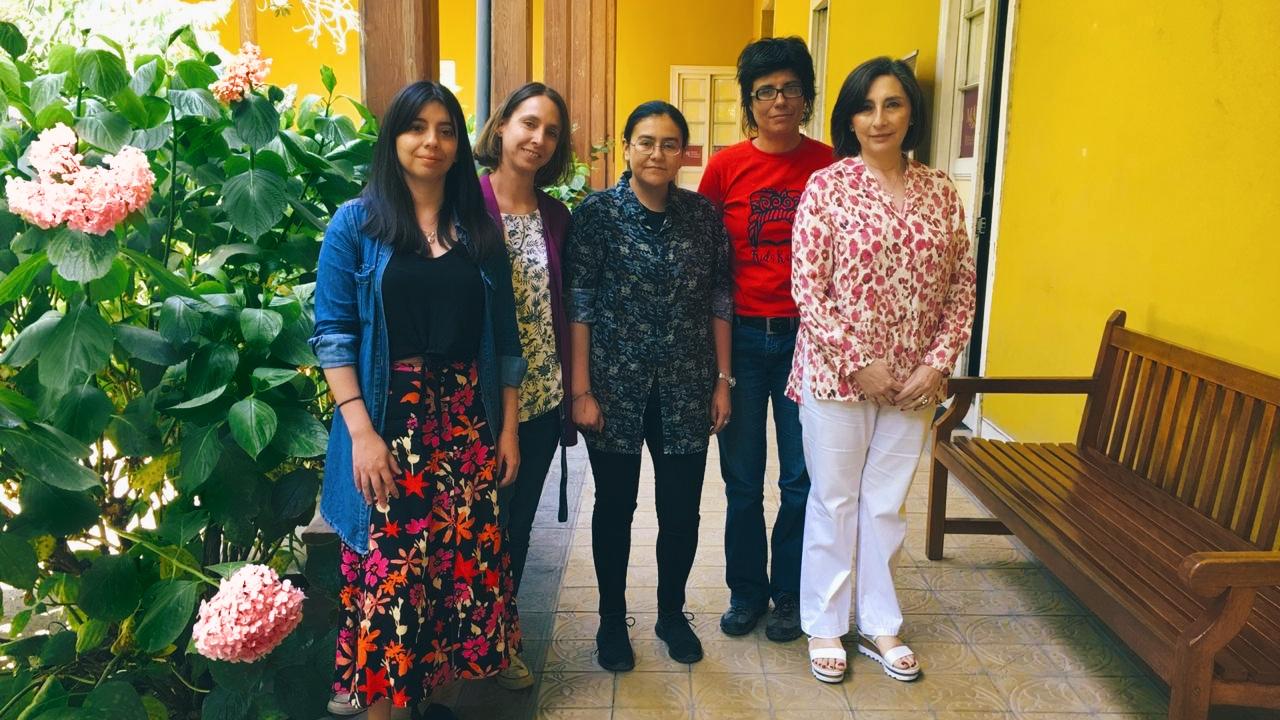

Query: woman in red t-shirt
left=697, top=36, right=834, bottom=644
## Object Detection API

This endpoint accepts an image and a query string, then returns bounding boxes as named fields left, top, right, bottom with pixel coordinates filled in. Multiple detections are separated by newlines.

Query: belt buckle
left=765, top=317, right=790, bottom=334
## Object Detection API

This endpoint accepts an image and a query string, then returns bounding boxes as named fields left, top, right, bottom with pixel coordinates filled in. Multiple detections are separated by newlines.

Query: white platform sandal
left=808, top=644, right=847, bottom=684
left=856, top=634, right=920, bottom=682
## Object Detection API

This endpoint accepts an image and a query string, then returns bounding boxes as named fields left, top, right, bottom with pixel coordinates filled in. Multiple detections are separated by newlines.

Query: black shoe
left=765, top=593, right=803, bottom=642
left=719, top=604, right=765, bottom=636
left=655, top=611, right=704, bottom=663
left=596, top=615, right=635, bottom=671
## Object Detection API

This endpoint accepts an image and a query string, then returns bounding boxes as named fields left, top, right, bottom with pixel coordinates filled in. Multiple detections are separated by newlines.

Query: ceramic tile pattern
left=331, top=427, right=1277, bottom=720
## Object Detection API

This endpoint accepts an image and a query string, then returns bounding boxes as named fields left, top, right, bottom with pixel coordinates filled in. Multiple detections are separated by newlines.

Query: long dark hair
left=622, top=101, right=690, bottom=146
left=474, top=82, right=573, bottom=188
left=361, top=81, right=502, bottom=260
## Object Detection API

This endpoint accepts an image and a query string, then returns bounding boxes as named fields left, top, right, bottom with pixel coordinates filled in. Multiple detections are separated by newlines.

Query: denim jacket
left=310, top=199, right=527, bottom=552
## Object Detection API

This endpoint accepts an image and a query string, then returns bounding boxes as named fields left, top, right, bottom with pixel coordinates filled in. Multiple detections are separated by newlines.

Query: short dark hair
left=361, top=81, right=502, bottom=260
left=830, top=56, right=928, bottom=158
left=736, top=36, right=817, bottom=134
left=622, top=100, right=690, bottom=146
left=474, top=82, right=573, bottom=188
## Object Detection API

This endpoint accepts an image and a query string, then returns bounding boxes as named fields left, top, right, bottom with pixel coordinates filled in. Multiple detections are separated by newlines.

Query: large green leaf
left=88, top=258, right=130, bottom=301
left=35, top=103, right=75, bottom=131
left=112, top=86, right=148, bottom=127
left=195, top=242, right=258, bottom=275
left=114, top=325, right=179, bottom=365
left=47, top=229, right=117, bottom=282
left=129, top=59, right=160, bottom=96
left=0, top=310, right=60, bottom=367
left=48, top=43, right=75, bottom=73
left=50, top=385, right=114, bottom=444
left=75, top=618, right=110, bottom=653
left=228, top=396, right=277, bottom=458
left=270, top=468, right=320, bottom=524
left=167, top=88, right=221, bottom=120
left=187, top=342, right=239, bottom=396
left=239, top=307, right=283, bottom=345
left=78, top=554, right=141, bottom=622
left=158, top=296, right=202, bottom=345
left=0, top=425, right=98, bottom=491
left=0, top=535, right=38, bottom=589
left=221, top=168, right=287, bottom=239
left=76, top=110, right=131, bottom=153
left=271, top=313, right=317, bottom=367
left=74, top=48, right=129, bottom=98
left=178, top=422, right=222, bottom=492
left=175, top=59, right=217, bottom=89
left=129, top=122, right=172, bottom=151
left=0, top=53, right=19, bottom=94
left=133, top=580, right=199, bottom=654
left=0, top=387, right=36, bottom=427
left=29, top=73, right=66, bottom=113
left=121, top=249, right=199, bottom=299
left=250, top=367, right=298, bottom=393
left=0, top=21, right=26, bottom=58
left=40, top=301, right=113, bottom=389
left=231, top=94, right=279, bottom=149
left=83, top=681, right=147, bottom=720
left=0, top=251, right=48, bottom=304
left=200, top=686, right=252, bottom=720
left=13, top=479, right=98, bottom=536
left=270, top=405, right=327, bottom=458
left=166, top=385, right=226, bottom=411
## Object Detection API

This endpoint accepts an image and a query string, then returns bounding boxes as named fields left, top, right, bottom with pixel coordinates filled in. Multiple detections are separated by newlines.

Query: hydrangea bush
left=0, top=24, right=375, bottom=720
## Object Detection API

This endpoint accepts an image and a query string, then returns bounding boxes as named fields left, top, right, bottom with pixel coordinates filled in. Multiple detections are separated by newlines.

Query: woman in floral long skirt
left=310, top=81, right=527, bottom=720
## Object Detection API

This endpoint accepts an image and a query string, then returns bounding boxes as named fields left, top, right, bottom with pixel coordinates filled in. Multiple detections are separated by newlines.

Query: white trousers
left=798, top=380, right=930, bottom=638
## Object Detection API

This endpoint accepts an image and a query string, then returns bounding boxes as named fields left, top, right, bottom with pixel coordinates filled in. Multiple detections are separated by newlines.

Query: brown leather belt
left=734, top=314, right=800, bottom=334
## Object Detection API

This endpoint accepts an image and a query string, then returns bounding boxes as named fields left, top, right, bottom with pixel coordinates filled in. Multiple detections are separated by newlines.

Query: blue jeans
left=717, top=320, right=810, bottom=611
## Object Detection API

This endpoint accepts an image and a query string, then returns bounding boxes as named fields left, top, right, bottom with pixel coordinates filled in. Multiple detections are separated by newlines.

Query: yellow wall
left=439, top=2, right=479, bottom=118
left=532, top=0, right=545, bottom=81
left=613, top=0, right=755, bottom=176
left=983, top=0, right=1280, bottom=441
left=770, top=0, right=810, bottom=41
left=214, top=2, right=361, bottom=106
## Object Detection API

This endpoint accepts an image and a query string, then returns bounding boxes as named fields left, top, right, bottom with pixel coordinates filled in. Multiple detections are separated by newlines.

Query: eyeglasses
left=629, top=137, right=684, bottom=156
left=752, top=83, right=805, bottom=102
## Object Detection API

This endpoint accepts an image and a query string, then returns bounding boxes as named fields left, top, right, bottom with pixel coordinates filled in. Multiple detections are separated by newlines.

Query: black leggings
left=588, top=382, right=707, bottom=617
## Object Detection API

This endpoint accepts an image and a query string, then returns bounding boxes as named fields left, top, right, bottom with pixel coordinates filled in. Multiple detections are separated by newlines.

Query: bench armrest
left=945, top=376, right=1095, bottom=396
left=1179, top=551, right=1280, bottom=597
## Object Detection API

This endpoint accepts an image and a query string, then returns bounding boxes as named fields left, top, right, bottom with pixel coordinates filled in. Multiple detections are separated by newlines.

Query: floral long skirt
left=332, top=359, right=521, bottom=710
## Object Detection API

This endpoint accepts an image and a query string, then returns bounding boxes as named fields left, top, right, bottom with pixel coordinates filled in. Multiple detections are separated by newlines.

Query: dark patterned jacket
left=565, top=172, right=733, bottom=455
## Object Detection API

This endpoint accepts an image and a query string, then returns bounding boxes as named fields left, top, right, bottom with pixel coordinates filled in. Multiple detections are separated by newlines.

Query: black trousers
left=497, top=407, right=562, bottom=595
left=588, top=382, right=707, bottom=617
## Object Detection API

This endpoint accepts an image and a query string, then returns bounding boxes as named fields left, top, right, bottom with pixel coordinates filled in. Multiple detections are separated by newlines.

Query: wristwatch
left=717, top=372, right=736, bottom=389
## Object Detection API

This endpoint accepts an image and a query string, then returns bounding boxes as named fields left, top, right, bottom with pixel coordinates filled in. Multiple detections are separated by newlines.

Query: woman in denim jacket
left=310, top=81, right=527, bottom=720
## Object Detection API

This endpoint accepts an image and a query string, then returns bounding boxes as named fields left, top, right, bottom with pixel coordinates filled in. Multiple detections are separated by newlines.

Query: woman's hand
left=351, top=426, right=402, bottom=507
left=893, top=365, right=945, bottom=411
left=573, top=392, right=604, bottom=433
left=710, top=381, right=732, bottom=435
left=853, top=360, right=904, bottom=406
left=497, top=429, right=520, bottom=488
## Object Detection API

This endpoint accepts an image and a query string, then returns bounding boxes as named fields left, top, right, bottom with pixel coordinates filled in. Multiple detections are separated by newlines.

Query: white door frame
left=932, top=0, right=1020, bottom=439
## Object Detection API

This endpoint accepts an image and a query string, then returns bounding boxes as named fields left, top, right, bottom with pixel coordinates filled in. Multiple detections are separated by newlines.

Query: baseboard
left=980, top=418, right=1014, bottom=441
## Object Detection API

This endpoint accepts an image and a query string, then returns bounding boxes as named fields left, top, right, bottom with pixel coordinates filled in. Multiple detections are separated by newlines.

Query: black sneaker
left=719, top=604, right=765, bottom=636
left=595, top=615, right=635, bottom=671
left=655, top=611, right=704, bottom=663
left=765, top=593, right=803, bottom=642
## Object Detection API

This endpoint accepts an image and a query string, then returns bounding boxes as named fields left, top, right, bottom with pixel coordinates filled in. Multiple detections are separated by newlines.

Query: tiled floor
left=432, top=430, right=1268, bottom=720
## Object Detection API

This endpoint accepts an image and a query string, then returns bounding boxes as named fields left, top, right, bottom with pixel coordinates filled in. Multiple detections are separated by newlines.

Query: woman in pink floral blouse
left=788, top=57, right=976, bottom=684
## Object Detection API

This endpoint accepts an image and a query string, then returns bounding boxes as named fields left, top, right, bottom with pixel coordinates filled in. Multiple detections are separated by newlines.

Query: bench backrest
left=1078, top=311, right=1280, bottom=550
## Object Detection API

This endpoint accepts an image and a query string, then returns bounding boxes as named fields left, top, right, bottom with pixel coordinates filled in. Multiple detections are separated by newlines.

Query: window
left=807, top=2, right=829, bottom=142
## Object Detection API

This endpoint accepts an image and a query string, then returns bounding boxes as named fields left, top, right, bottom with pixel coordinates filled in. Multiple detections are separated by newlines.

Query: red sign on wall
left=959, top=86, right=978, bottom=159
left=681, top=144, right=703, bottom=167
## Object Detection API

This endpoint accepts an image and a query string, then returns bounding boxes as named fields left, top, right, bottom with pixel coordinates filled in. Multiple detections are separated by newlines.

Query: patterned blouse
left=565, top=172, right=733, bottom=455
left=504, top=211, right=563, bottom=422
left=786, top=156, right=977, bottom=403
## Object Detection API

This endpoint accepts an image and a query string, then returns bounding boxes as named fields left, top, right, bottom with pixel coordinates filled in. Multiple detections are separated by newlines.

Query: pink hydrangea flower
left=6, top=127, right=155, bottom=236
left=211, top=43, right=272, bottom=104
left=192, top=564, right=305, bottom=663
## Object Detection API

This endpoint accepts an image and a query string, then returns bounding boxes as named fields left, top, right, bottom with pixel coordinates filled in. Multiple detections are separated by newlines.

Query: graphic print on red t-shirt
left=746, top=188, right=803, bottom=260
left=699, top=136, right=835, bottom=317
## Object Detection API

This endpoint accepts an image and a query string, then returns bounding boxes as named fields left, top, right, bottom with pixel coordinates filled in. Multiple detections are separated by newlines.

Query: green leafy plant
left=544, top=138, right=612, bottom=208
left=0, top=22, right=374, bottom=720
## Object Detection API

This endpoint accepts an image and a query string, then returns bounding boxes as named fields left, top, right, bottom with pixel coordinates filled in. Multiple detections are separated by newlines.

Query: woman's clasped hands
left=853, top=359, right=944, bottom=411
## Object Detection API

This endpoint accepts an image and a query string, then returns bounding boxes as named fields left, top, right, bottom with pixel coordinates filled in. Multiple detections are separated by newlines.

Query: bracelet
left=572, top=389, right=593, bottom=402
left=336, top=395, right=363, bottom=410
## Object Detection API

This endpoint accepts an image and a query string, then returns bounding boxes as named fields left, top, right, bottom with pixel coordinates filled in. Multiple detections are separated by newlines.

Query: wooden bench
left=926, top=311, right=1280, bottom=720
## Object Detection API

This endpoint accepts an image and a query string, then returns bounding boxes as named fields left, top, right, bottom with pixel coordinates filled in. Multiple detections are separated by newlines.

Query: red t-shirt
left=698, top=136, right=835, bottom=317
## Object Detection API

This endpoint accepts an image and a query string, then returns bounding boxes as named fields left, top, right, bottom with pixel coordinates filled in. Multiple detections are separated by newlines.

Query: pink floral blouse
left=786, top=156, right=977, bottom=403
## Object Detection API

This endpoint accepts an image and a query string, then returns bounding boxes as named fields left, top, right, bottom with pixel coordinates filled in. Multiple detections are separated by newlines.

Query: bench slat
left=1234, top=404, right=1277, bottom=542
left=1252, top=426, right=1280, bottom=551
left=1130, top=362, right=1173, bottom=479
left=1111, top=327, right=1280, bottom=405
left=1213, top=395, right=1257, bottom=529
left=1106, top=353, right=1144, bottom=460
left=1192, top=387, right=1238, bottom=516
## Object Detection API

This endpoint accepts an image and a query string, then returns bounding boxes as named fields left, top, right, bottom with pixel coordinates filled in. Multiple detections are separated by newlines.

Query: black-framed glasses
left=752, top=83, right=805, bottom=102
left=629, top=137, right=684, bottom=156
